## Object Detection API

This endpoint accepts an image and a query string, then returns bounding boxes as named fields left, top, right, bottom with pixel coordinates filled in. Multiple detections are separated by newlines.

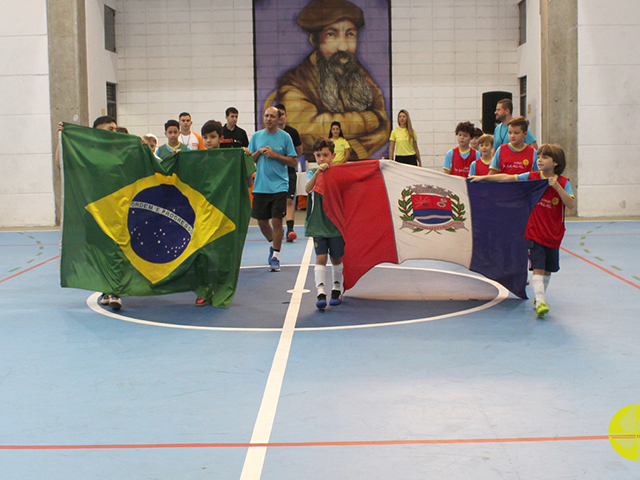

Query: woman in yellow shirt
left=329, top=121, right=352, bottom=164
left=388, top=110, right=422, bottom=166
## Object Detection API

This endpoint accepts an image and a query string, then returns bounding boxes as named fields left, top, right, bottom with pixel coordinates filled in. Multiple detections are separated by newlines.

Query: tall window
left=107, top=82, right=117, bottom=119
left=519, top=76, right=527, bottom=118
left=518, top=0, right=526, bottom=45
left=105, top=5, right=116, bottom=52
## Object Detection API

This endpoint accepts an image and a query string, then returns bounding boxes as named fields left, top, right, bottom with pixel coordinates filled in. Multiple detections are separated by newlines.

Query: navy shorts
left=314, top=236, right=345, bottom=258
left=527, top=240, right=560, bottom=273
left=251, top=192, right=287, bottom=220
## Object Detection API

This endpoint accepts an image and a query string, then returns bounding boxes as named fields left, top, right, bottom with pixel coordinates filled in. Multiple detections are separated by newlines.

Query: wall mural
left=254, top=0, right=392, bottom=161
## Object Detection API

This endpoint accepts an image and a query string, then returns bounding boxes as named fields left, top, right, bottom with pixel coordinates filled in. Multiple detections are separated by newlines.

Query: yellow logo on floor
left=609, top=405, right=639, bottom=460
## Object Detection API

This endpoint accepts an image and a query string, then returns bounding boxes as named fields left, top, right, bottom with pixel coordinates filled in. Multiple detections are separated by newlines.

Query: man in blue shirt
left=493, top=98, right=538, bottom=152
left=249, top=106, right=298, bottom=272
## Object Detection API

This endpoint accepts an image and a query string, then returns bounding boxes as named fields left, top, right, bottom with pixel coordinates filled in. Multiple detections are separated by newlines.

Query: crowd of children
left=74, top=94, right=574, bottom=318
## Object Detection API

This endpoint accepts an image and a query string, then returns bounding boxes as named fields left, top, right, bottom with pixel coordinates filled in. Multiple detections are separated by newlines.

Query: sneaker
left=195, top=296, right=208, bottom=307
left=109, top=295, right=122, bottom=311
left=286, top=231, right=297, bottom=242
left=268, top=246, right=274, bottom=264
left=99, top=293, right=110, bottom=305
left=329, top=289, right=342, bottom=306
left=316, top=293, right=327, bottom=310
left=269, top=256, right=281, bottom=272
left=533, top=299, right=537, bottom=309
left=536, top=301, right=549, bottom=318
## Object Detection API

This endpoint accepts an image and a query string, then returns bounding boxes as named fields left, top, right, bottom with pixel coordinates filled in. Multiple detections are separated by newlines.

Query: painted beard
left=316, top=51, right=374, bottom=113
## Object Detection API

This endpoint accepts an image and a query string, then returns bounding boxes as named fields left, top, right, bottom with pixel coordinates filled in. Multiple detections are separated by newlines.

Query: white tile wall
left=115, top=0, right=255, bottom=141
left=391, top=0, right=520, bottom=168
left=0, top=0, right=54, bottom=227
left=578, top=0, right=640, bottom=216
left=115, top=0, right=521, bottom=167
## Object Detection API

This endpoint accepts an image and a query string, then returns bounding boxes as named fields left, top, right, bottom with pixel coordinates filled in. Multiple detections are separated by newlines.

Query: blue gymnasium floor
left=1, top=220, right=640, bottom=479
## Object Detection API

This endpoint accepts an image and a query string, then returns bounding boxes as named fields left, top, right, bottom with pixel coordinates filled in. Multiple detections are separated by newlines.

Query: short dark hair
left=225, top=107, right=238, bottom=117
left=455, top=121, right=475, bottom=137
left=313, top=137, right=335, bottom=153
left=508, top=116, right=529, bottom=133
left=275, top=103, right=286, bottom=113
left=498, top=98, right=513, bottom=114
left=201, top=120, right=223, bottom=137
left=164, top=119, right=180, bottom=131
left=92, top=115, right=117, bottom=128
left=537, top=144, right=566, bottom=175
left=115, top=126, right=129, bottom=134
left=473, top=127, right=483, bottom=138
left=178, top=112, right=191, bottom=120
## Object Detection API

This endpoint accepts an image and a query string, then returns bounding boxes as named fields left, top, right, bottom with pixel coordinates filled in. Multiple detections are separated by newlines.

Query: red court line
left=560, top=247, right=640, bottom=290
left=0, top=256, right=59, bottom=284
left=0, top=435, right=608, bottom=450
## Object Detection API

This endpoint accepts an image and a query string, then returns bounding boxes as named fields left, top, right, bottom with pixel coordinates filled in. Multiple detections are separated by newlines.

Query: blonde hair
left=142, top=133, right=158, bottom=143
left=398, top=109, right=415, bottom=143
left=477, top=134, right=494, bottom=146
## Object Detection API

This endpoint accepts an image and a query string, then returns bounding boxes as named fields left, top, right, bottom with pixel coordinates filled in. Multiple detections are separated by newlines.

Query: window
left=105, top=5, right=116, bottom=52
left=107, top=82, right=117, bottom=119
left=519, top=76, right=527, bottom=118
left=518, top=0, right=526, bottom=45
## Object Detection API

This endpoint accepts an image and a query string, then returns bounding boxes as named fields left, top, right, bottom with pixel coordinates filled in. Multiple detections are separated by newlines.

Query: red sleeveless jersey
left=451, top=147, right=476, bottom=177
left=499, top=144, right=535, bottom=174
left=525, top=172, right=570, bottom=248
left=474, top=159, right=492, bottom=176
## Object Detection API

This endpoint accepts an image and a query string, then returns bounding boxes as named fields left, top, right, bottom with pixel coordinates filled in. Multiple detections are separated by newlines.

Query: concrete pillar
left=47, top=0, right=89, bottom=224
left=540, top=0, right=578, bottom=213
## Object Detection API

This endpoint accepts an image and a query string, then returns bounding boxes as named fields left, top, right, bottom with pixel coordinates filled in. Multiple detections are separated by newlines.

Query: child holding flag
left=471, top=144, right=575, bottom=317
left=305, top=138, right=345, bottom=310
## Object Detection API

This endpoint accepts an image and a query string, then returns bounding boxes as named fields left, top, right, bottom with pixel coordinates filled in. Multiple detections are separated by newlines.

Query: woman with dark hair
left=389, top=109, right=422, bottom=166
left=328, top=121, right=352, bottom=164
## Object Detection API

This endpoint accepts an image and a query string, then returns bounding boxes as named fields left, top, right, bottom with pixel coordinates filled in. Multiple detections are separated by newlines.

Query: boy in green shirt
left=156, top=119, right=188, bottom=161
left=305, top=138, right=344, bottom=310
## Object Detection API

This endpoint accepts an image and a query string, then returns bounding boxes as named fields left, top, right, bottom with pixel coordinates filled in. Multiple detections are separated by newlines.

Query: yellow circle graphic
left=552, top=197, right=560, bottom=205
left=523, top=159, right=529, bottom=165
left=609, top=405, right=639, bottom=460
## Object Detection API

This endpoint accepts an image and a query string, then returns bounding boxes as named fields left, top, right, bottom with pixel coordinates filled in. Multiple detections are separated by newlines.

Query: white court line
left=239, top=237, right=314, bottom=480
left=86, top=265, right=508, bottom=332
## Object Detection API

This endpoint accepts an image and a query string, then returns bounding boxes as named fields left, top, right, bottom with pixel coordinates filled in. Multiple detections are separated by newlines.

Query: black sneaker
left=99, top=293, right=110, bottom=305
left=109, top=296, right=122, bottom=311
left=316, top=293, right=327, bottom=310
left=329, top=289, right=342, bottom=306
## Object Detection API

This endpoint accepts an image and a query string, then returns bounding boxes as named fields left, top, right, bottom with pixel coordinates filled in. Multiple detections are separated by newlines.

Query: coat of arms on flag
left=398, top=184, right=467, bottom=233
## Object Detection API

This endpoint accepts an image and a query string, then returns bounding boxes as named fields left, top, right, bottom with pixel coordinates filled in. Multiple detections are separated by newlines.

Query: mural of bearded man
left=264, top=0, right=391, bottom=161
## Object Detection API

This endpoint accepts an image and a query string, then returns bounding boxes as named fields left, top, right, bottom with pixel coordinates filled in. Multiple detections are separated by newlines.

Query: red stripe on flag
left=317, top=160, right=398, bottom=290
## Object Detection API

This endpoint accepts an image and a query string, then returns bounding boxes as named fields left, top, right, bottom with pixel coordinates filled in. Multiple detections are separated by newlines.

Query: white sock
left=332, top=262, right=344, bottom=292
left=543, top=274, right=551, bottom=292
left=532, top=274, right=545, bottom=304
left=269, top=241, right=274, bottom=248
left=315, top=265, right=326, bottom=295
left=272, top=249, right=280, bottom=259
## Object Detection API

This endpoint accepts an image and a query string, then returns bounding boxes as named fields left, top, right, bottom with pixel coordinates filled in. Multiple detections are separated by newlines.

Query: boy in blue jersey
left=249, top=107, right=298, bottom=272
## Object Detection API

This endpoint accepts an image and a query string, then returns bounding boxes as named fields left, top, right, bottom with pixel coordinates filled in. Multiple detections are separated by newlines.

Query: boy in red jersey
left=471, top=144, right=575, bottom=317
left=443, top=121, right=480, bottom=177
left=489, top=116, right=538, bottom=175
left=468, top=134, right=493, bottom=176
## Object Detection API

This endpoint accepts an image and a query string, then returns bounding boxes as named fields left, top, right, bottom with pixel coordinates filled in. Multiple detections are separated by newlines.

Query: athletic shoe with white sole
left=99, top=293, right=110, bottom=305
left=269, top=256, right=281, bottom=272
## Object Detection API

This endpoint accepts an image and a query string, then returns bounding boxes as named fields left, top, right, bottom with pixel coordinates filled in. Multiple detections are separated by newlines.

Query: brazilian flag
left=60, top=123, right=253, bottom=308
